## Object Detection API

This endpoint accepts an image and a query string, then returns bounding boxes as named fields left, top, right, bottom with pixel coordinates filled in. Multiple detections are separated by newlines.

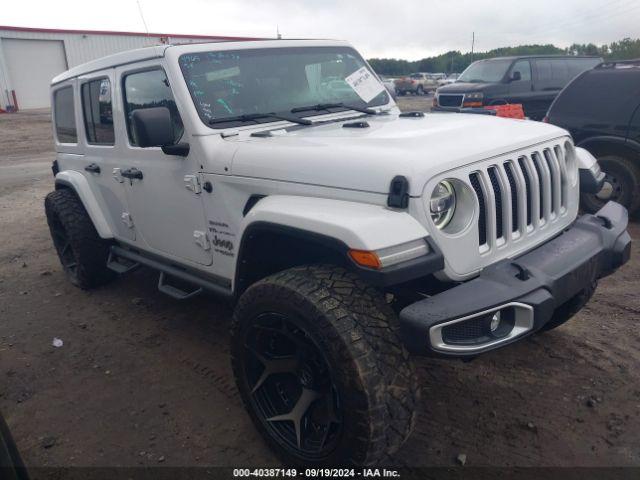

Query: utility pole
left=471, top=32, right=475, bottom=61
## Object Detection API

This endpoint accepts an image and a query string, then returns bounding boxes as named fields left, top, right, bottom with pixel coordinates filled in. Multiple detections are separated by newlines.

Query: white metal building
left=0, top=25, right=261, bottom=110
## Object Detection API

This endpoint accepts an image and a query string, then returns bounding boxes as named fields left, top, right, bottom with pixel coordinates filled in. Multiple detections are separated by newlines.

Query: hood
left=437, top=82, right=498, bottom=93
left=229, top=113, right=569, bottom=196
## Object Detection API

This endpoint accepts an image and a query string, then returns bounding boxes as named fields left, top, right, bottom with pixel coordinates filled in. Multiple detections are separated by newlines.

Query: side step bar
left=108, top=246, right=233, bottom=299
left=107, top=250, right=140, bottom=274
left=158, top=272, right=203, bottom=300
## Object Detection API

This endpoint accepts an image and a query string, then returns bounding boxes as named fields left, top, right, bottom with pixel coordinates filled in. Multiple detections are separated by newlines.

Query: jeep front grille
left=469, top=145, right=570, bottom=250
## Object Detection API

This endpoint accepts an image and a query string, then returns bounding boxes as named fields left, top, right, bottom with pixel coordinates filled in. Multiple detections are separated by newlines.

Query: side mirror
left=131, top=107, right=189, bottom=156
left=510, top=71, right=522, bottom=82
left=131, top=107, right=174, bottom=147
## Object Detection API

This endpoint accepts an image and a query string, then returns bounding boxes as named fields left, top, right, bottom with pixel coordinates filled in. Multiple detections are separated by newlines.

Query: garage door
left=2, top=38, right=68, bottom=109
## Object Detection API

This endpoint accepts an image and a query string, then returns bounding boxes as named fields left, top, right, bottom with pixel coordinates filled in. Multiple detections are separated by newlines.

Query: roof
left=52, top=39, right=352, bottom=85
left=51, top=45, right=168, bottom=84
left=596, top=58, right=640, bottom=69
left=474, top=55, right=602, bottom=61
left=0, top=24, right=262, bottom=41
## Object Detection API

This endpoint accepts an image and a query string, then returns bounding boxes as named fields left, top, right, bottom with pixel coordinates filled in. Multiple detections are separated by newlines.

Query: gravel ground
left=1, top=106, right=639, bottom=469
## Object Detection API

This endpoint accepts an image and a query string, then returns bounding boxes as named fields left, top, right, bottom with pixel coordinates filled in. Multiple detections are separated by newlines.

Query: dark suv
left=435, top=55, right=602, bottom=120
left=546, top=60, right=640, bottom=214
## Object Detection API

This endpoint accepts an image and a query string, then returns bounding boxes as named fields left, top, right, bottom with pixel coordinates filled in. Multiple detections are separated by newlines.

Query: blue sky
left=4, top=0, right=639, bottom=59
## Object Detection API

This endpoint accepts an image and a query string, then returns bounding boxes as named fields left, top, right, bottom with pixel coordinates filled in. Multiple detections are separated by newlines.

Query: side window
left=123, top=69, right=183, bottom=146
left=53, top=86, right=77, bottom=143
left=511, top=60, right=531, bottom=82
left=549, top=59, right=570, bottom=85
left=534, top=59, right=552, bottom=88
left=536, top=59, right=570, bottom=89
left=81, top=78, right=115, bottom=145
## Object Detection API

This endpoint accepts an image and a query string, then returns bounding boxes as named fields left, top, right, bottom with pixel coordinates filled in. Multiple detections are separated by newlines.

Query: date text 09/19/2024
left=232, top=468, right=401, bottom=477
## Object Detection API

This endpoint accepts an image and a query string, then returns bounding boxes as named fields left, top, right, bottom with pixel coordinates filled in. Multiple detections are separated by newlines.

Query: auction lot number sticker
left=344, top=66, right=385, bottom=103
left=233, top=468, right=400, bottom=478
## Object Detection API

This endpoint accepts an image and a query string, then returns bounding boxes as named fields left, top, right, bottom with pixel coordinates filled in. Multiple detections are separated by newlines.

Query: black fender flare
left=234, top=222, right=444, bottom=296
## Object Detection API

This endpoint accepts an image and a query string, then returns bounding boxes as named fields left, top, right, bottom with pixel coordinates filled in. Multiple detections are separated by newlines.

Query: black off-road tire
left=0, top=410, right=28, bottom=480
left=44, top=189, right=115, bottom=289
left=540, top=281, right=597, bottom=332
left=580, top=155, right=640, bottom=215
left=416, top=85, right=424, bottom=96
left=231, top=265, right=419, bottom=466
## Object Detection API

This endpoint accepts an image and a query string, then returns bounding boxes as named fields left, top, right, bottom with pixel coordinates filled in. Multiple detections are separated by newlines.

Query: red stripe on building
left=0, top=25, right=264, bottom=41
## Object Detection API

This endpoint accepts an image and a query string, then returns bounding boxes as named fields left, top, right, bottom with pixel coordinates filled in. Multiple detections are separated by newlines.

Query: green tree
left=368, top=38, right=640, bottom=76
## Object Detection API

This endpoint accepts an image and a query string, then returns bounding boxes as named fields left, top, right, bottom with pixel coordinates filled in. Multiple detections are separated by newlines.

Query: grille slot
left=469, top=173, right=487, bottom=246
left=466, top=143, right=570, bottom=250
left=544, top=148, right=563, bottom=214
left=487, top=167, right=504, bottom=239
left=554, top=145, right=568, bottom=210
left=504, top=162, right=519, bottom=232
left=531, top=153, right=546, bottom=221
left=518, top=157, right=533, bottom=226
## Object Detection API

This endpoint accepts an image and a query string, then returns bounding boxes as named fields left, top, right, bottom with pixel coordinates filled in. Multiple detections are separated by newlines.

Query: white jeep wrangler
left=45, top=39, right=630, bottom=466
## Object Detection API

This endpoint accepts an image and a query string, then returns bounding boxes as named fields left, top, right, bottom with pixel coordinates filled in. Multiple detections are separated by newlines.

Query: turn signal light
left=348, top=250, right=382, bottom=269
left=463, top=101, right=483, bottom=108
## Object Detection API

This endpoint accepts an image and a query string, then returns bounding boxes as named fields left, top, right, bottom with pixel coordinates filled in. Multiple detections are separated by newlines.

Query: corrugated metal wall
left=0, top=29, right=221, bottom=109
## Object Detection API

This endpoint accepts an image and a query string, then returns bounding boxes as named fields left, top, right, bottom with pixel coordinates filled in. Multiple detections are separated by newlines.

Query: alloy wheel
left=50, top=215, right=79, bottom=281
left=243, top=313, right=343, bottom=460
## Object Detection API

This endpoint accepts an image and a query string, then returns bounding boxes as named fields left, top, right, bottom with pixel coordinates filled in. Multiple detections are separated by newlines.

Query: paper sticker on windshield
left=345, top=67, right=385, bottom=103
left=206, top=66, right=240, bottom=82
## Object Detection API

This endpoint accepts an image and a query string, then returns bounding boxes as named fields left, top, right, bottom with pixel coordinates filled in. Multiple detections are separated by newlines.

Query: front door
left=507, top=59, right=536, bottom=116
left=115, top=64, right=213, bottom=266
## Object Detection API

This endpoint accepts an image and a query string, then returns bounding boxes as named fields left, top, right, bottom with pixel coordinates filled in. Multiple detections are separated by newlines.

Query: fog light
left=490, top=312, right=501, bottom=332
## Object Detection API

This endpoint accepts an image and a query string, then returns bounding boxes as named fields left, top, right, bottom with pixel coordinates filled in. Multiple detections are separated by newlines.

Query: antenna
left=136, top=0, right=150, bottom=37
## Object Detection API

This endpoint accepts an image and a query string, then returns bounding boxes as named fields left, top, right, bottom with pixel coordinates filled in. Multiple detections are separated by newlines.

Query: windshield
left=179, top=46, right=389, bottom=127
left=458, top=59, right=512, bottom=83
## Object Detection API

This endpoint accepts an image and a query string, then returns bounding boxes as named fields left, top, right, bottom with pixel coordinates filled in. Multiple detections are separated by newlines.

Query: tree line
left=368, top=37, right=640, bottom=76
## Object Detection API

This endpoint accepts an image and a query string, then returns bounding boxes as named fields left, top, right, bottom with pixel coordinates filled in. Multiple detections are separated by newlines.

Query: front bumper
left=399, top=201, right=631, bottom=357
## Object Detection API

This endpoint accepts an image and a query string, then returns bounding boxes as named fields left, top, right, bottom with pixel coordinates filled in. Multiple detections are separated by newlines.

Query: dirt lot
left=1, top=105, right=639, bottom=469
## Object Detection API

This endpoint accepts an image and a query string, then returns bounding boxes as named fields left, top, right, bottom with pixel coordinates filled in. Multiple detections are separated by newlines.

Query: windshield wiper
left=208, top=112, right=311, bottom=126
left=290, top=102, right=376, bottom=115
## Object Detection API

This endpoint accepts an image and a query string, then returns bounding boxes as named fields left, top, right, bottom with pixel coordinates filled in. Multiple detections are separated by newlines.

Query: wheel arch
left=235, top=221, right=349, bottom=296
left=577, top=136, right=640, bottom=165
left=54, top=170, right=113, bottom=239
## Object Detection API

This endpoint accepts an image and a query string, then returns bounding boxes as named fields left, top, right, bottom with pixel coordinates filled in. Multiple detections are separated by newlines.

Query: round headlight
left=430, top=180, right=456, bottom=229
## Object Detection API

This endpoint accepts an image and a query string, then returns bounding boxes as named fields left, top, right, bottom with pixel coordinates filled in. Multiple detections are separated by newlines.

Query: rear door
left=77, top=71, right=135, bottom=241
left=529, top=59, right=565, bottom=118
left=115, top=62, right=213, bottom=266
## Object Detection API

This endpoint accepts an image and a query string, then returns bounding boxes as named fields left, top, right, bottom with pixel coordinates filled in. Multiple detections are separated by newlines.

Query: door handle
left=121, top=168, right=143, bottom=180
left=84, top=163, right=101, bottom=174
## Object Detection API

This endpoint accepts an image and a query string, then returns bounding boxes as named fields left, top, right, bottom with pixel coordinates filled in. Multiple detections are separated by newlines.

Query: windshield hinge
left=194, top=230, right=211, bottom=250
